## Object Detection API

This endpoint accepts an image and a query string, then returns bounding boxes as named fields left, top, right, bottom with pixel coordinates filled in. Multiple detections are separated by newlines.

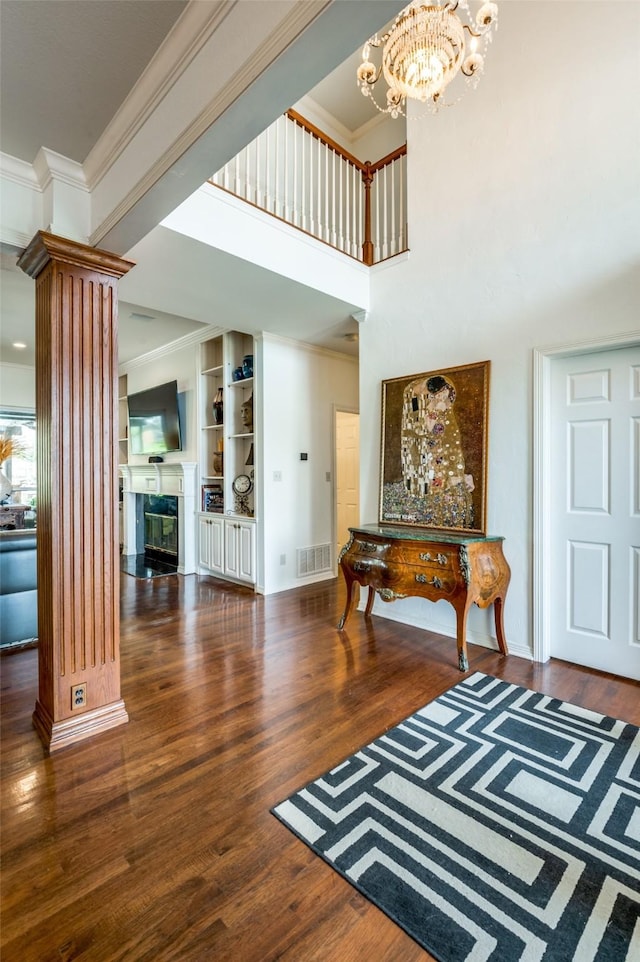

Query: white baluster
left=284, top=119, right=289, bottom=221
left=324, top=145, right=329, bottom=243
left=309, top=131, right=316, bottom=234
left=317, top=138, right=322, bottom=240
left=400, top=155, right=406, bottom=251
left=293, top=122, right=298, bottom=227
left=383, top=164, right=388, bottom=261
left=255, top=135, right=261, bottom=207
left=375, top=173, right=381, bottom=264
left=265, top=124, right=271, bottom=213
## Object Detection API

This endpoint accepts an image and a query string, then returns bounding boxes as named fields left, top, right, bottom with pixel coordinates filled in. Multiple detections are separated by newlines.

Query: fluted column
left=18, top=231, right=135, bottom=752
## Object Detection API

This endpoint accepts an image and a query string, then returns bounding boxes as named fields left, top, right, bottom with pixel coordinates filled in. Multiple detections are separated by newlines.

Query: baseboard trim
left=32, top=699, right=129, bottom=753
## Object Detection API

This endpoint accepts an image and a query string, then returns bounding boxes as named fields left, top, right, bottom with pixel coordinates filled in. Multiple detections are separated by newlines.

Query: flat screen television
left=128, top=379, right=183, bottom=456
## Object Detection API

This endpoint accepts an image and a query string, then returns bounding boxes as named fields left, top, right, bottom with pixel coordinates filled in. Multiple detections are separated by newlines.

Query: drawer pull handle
left=419, top=552, right=448, bottom=565
left=353, top=561, right=370, bottom=572
left=415, top=574, right=443, bottom=589
left=378, top=588, right=407, bottom=601
left=357, top=540, right=382, bottom=553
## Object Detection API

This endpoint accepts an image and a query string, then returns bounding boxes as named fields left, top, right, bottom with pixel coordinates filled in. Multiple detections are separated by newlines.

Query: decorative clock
left=232, top=473, right=254, bottom=515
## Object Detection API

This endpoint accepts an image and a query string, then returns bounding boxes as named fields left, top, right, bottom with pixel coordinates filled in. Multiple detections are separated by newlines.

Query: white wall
left=260, top=335, right=358, bottom=594
left=359, top=1, right=640, bottom=657
left=121, top=339, right=200, bottom=467
left=0, top=363, right=35, bottom=410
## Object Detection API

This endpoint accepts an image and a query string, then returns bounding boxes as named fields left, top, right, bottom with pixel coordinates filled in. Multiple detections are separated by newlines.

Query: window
left=0, top=410, right=37, bottom=527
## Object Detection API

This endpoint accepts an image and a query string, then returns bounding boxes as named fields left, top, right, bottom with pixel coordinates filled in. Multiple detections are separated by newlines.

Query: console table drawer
left=398, top=543, right=457, bottom=572
left=403, top=563, right=458, bottom=595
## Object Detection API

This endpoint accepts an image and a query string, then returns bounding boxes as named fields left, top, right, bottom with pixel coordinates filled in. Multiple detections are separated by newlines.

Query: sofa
left=0, top=530, right=37, bottom=648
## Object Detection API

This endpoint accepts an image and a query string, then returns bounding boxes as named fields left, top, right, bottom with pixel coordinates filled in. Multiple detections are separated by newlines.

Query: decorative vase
left=212, top=452, right=223, bottom=475
left=0, top=467, right=11, bottom=502
left=242, top=354, right=254, bottom=379
left=232, top=366, right=244, bottom=382
left=213, top=388, right=223, bottom=424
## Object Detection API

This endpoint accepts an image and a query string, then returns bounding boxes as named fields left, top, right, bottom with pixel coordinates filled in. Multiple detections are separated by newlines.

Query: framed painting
left=379, top=360, right=490, bottom=534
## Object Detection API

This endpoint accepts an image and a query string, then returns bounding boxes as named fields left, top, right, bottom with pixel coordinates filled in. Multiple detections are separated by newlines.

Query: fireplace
left=119, top=463, right=198, bottom=576
left=139, top=494, right=178, bottom=568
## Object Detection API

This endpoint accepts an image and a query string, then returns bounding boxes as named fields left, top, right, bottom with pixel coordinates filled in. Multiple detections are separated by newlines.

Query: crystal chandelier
left=357, top=1, right=498, bottom=118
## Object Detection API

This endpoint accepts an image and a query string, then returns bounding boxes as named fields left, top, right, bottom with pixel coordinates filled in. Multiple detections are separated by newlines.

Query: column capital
left=17, top=230, right=135, bottom=280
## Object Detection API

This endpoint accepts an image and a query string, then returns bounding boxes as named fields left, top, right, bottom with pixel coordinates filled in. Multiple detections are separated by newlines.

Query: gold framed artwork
left=379, top=360, right=490, bottom=534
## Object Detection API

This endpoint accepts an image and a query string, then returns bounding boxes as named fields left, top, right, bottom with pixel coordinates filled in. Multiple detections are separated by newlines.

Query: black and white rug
left=273, top=673, right=640, bottom=961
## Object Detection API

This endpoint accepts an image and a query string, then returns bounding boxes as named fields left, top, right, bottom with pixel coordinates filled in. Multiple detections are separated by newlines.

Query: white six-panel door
left=550, top=346, right=640, bottom=679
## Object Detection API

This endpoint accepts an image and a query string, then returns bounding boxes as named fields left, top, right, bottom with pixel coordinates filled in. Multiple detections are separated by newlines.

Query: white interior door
left=549, top=345, right=640, bottom=679
left=335, top=411, right=359, bottom=559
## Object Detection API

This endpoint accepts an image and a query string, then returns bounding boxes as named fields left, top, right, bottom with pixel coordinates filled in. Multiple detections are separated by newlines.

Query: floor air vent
left=296, top=543, right=332, bottom=577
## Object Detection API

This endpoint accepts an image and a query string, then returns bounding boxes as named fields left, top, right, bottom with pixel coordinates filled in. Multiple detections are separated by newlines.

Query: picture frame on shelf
left=202, top=483, right=224, bottom=513
left=379, top=360, right=490, bottom=534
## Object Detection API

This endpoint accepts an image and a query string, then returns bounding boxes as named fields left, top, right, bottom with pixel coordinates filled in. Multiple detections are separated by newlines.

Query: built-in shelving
left=118, top=374, right=128, bottom=464
left=197, top=330, right=257, bottom=584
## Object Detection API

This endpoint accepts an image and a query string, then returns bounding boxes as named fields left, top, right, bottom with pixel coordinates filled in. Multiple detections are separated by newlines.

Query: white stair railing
left=210, top=111, right=407, bottom=266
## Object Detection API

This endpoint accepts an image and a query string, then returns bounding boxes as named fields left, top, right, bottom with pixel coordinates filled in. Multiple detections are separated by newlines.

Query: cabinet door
left=224, top=520, right=240, bottom=578
left=209, top=516, right=224, bottom=572
left=224, top=519, right=255, bottom=583
left=199, top=516, right=224, bottom=574
left=198, top=517, right=211, bottom=568
left=236, top=520, right=255, bottom=582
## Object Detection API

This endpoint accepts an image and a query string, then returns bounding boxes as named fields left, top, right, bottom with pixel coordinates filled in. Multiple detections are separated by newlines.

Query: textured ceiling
left=0, top=0, right=187, bottom=164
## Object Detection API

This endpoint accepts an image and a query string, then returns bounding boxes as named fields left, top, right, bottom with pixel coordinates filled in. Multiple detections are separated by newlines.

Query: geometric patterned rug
left=272, top=673, right=640, bottom=961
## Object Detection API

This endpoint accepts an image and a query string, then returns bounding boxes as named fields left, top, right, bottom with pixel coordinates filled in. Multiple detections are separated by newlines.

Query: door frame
left=533, top=330, right=640, bottom=663
left=333, top=405, right=359, bottom=575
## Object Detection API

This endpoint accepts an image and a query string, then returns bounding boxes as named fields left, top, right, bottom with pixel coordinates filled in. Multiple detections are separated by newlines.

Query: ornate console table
left=337, top=524, right=511, bottom=671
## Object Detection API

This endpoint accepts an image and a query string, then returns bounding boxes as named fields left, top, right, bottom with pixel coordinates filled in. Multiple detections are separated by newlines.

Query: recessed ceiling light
left=12, top=341, right=27, bottom=349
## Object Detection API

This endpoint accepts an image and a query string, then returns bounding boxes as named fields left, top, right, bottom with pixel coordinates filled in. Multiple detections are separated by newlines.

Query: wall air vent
left=296, top=543, right=332, bottom=577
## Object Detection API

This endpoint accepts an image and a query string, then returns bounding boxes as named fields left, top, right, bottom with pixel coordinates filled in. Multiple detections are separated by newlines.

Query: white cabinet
left=224, top=518, right=255, bottom=583
left=199, top=515, right=255, bottom=584
left=198, top=515, right=224, bottom=574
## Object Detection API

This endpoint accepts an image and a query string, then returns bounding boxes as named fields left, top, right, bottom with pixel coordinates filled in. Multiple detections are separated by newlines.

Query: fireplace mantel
left=120, top=463, right=198, bottom=574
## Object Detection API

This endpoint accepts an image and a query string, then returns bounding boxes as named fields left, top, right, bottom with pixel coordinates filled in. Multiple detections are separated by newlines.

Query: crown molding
left=295, top=95, right=357, bottom=150
left=119, top=323, right=225, bottom=373
left=0, top=153, right=40, bottom=190
left=83, top=1, right=233, bottom=189
left=0, top=362, right=35, bottom=373
left=33, top=148, right=88, bottom=193
left=90, top=1, right=332, bottom=249
left=293, top=92, right=392, bottom=151
left=0, top=228, right=33, bottom=253
left=261, top=331, right=359, bottom=365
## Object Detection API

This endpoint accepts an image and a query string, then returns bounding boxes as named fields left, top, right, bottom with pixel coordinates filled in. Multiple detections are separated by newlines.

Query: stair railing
left=210, top=110, right=407, bottom=266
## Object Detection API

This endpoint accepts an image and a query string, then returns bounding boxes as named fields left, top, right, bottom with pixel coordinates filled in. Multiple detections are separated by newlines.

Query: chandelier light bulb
left=356, top=0, right=498, bottom=117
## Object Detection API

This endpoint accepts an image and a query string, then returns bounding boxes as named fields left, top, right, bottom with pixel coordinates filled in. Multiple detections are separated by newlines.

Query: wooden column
left=18, top=232, right=135, bottom=752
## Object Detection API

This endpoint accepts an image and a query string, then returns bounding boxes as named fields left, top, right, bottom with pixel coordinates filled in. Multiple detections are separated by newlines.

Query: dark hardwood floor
left=2, top=574, right=639, bottom=962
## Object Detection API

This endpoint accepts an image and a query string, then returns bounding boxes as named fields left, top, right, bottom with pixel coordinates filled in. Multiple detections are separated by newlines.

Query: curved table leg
left=364, top=586, right=375, bottom=618
left=494, top=596, right=508, bottom=655
left=454, top=600, right=472, bottom=672
left=337, top=572, right=359, bottom=630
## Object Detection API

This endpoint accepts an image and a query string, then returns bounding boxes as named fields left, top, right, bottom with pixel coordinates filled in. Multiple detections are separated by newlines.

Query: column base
left=32, top=699, right=129, bottom=753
